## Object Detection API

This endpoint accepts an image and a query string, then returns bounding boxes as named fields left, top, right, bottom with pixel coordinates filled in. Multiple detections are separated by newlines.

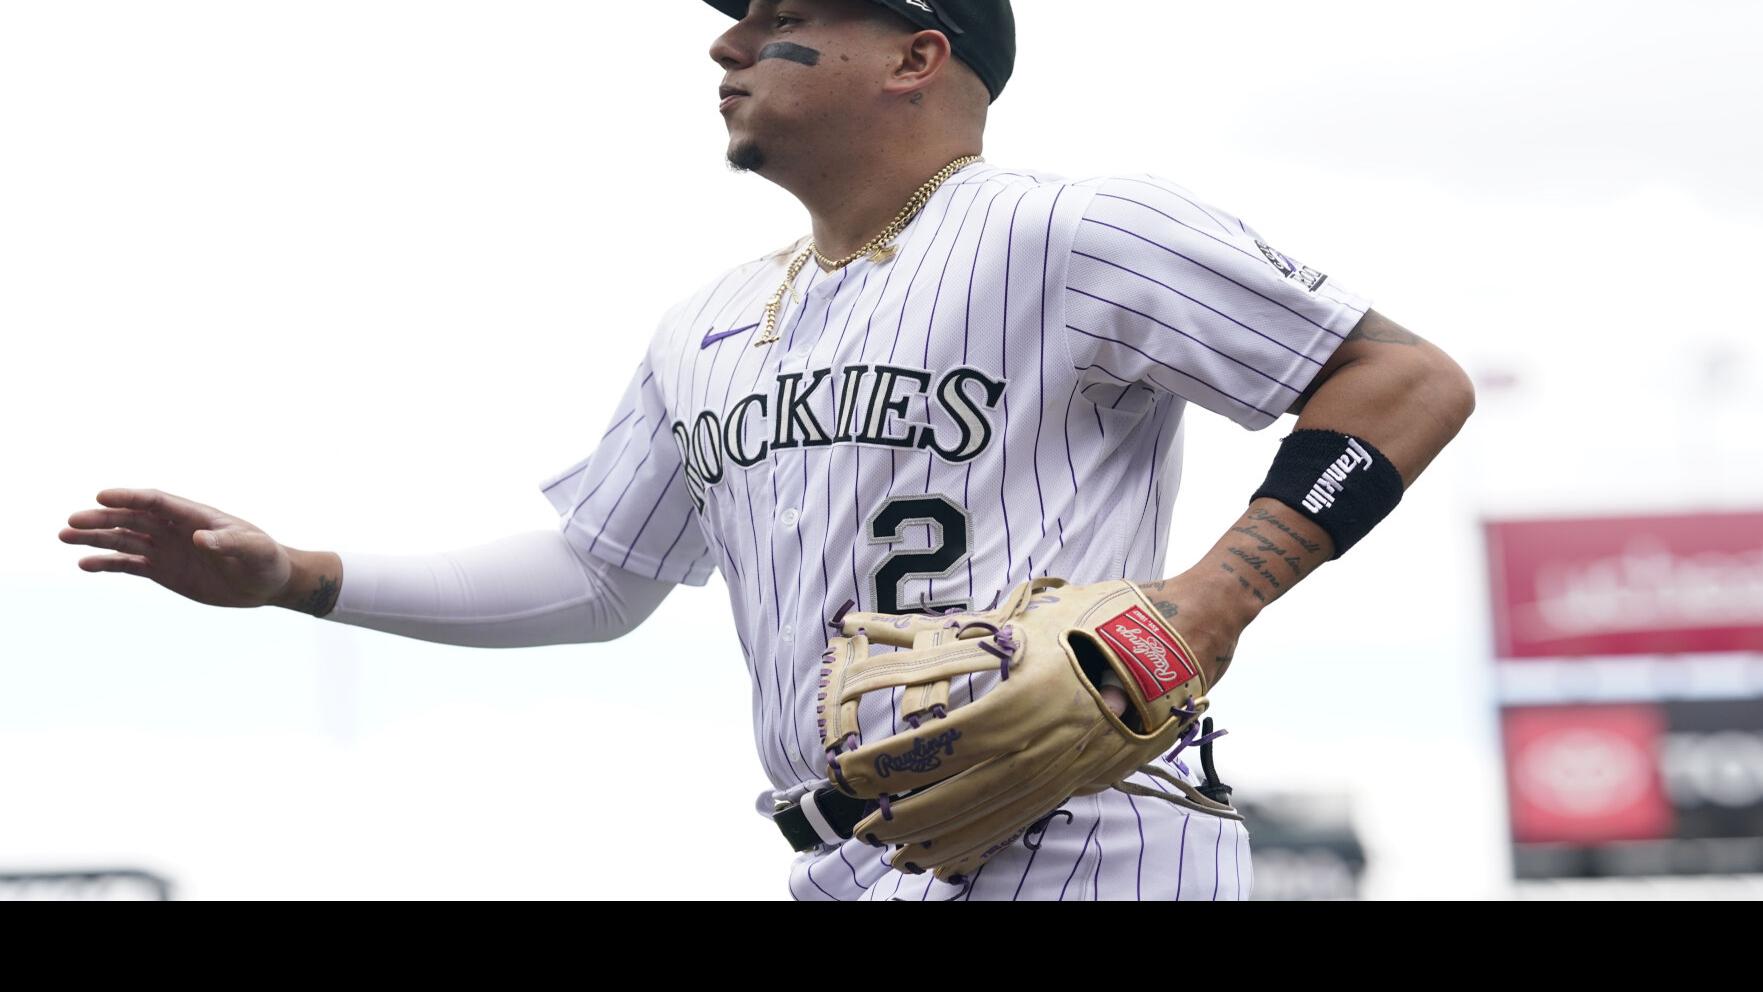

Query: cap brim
left=703, top=0, right=747, bottom=17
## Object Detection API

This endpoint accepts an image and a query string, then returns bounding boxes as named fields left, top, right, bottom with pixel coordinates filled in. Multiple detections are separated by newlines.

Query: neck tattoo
left=752, top=154, right=982, bottom=348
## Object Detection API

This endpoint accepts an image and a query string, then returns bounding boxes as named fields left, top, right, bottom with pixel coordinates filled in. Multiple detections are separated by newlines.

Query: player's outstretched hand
left=59, top=488, right=294, bottom=609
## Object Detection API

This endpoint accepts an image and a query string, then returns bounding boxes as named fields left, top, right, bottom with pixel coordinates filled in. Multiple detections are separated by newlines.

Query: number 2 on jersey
left=868, top=495, right=971, bottom=616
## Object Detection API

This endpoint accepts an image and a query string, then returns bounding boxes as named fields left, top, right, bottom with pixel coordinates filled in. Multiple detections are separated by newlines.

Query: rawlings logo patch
left=874, top=730, right=962, bottom=779
left=1096, top=607, right=1199, bottom=701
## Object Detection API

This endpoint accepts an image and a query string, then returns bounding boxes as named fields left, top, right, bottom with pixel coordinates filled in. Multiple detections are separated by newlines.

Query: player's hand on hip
left=1130, top=570, right=1252, bottom=692
left=60, top=488, right=294, bottom=609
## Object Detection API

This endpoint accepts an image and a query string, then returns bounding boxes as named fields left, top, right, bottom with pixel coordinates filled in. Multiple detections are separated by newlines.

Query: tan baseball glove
left=818, top=575, right=1226, bottom=883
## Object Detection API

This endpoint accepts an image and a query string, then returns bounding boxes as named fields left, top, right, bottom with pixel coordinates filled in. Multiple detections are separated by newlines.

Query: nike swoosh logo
left=702, top=323, right=759, bottom=349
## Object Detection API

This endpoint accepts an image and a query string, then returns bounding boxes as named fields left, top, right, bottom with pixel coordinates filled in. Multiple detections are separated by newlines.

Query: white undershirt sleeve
left=322, top=529, right=676, bottom=648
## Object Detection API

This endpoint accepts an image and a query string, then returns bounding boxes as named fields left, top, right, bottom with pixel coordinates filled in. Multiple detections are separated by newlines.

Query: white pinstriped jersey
left=540, top=163, right=1370, bottom=900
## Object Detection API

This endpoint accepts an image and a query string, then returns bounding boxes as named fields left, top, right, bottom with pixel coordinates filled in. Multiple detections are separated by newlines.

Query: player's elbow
left=1423, top=350, right=1477, bottom=439
left=577, top=565, right=676, bottom=644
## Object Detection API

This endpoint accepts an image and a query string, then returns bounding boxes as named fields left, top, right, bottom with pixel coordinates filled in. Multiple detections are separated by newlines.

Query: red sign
left=1484, top=512, right=1763, bottom=659
left=1503, top=705, right=1673, bottom=844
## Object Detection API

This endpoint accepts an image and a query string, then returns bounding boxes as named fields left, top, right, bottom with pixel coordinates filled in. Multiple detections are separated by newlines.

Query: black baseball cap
left=701, top=0, right=1016, bottom=102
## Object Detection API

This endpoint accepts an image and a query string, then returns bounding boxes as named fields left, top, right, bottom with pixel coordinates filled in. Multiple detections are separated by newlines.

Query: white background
left=3, top=0, right=1761, bottom=899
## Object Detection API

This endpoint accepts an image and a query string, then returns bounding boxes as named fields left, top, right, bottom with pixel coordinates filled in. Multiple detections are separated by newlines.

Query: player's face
left=709, top=0, right=912, bottom=173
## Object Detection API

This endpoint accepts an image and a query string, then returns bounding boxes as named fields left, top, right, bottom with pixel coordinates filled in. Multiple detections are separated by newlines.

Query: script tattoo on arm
left=1237, top=509, right=1323, bottom=578
left=1215, top=503, right=1332, bottom=609
left=1212, top=503, right=1332, bottom=613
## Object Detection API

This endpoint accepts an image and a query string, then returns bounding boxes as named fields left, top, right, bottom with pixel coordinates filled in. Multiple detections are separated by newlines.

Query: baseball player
left=60, top=0, right=1474, bottom=900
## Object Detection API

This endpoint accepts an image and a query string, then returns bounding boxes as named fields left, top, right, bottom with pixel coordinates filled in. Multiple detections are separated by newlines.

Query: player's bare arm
left=1134, top=309, right=1476, bottom=686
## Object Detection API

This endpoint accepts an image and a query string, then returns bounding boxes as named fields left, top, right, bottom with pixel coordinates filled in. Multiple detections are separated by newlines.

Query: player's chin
left=726, top=137, right=767, bottom=174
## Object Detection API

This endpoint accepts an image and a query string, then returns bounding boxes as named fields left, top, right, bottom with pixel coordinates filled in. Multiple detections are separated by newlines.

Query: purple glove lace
left=1162, top=707, right=1228, bottom=777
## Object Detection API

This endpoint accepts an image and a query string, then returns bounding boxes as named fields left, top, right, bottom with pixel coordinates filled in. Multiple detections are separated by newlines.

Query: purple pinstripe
left=581, top=417, right=667, bottom=556
left=1073, top=249, right=1329, bottom=365
left=918, top=183, right=991, bottom=605
left=1091, top=818, right=1105, bottom=900
left=996, top=191, right=1029, bottom=582
left=1079, top=216, right=1349, bottom=340
left=814, top=268, right=872, bottom=665
left=1068, top=285, right=1302, bottom=392
left=617, top=469, right=680, bottom=569
left=652, top=511, right=695, bottom=581
left=960, top=184, right=1021, bottom=603
left=1124, top=399, right=1172, bottom=579
left=1234, top=820, right=1243, bottom=899
left=1213, top=817, right=1224, bottom=900
left=557, top=415, right=642, bottom=520
left=764, top=265, right=825, bottom=782
left=804, top=858, right=836, bottom=901
left=1068, top=323, right=1279, bottom=420
left=1028, top=187, right=1068, bottom=550
left=1094, top=190, right=1261, bottom=268
left=1176, top=812, right=1190, bottom=900
left=1107, top=176, right=1238, bottom=236
left=838, top=846, right=862, bottom=888
left=1059, top=818, right=1101, bottom=901
left=781, top=268, right=850, bottom=774
left=1127, top=791, right=1145, bottom=901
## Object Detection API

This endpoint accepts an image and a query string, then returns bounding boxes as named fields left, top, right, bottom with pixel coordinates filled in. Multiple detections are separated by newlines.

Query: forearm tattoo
left=1218, top=505, right=1329, bottom=606
left=1137, top=581, right=1182, bottom=624
left=296, top=574, right=341, bottom=618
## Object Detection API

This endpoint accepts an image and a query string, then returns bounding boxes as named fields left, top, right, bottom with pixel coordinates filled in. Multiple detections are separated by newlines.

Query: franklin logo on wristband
left=1253, top=429, right=1403, bottom=558
left=1301, top=438, right=1375, bottom=514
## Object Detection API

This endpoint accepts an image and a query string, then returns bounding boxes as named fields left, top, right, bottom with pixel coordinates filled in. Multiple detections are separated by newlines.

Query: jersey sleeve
left=538, top=357, right=717, bottom=587
left=1062, top=175, right=1372, bottom=430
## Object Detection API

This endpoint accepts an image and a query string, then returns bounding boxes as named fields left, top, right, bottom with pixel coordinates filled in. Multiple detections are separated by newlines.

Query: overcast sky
left=3, top=0, right=1760, bottom=899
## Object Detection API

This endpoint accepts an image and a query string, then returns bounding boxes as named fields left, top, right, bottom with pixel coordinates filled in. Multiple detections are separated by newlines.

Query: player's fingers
left=1100, top=685, right=1128, bottom=718
left=59, top=527, right=156, bottom=557
left=66, top=508, right=175, bottom=535
left=76, top=553, right=153, bottom=577
left=94, top=488, right=221, bottom=528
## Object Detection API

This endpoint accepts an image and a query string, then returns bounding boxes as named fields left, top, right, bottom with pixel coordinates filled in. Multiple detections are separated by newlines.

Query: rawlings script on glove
left=817, top=576, right=1212, bottom=883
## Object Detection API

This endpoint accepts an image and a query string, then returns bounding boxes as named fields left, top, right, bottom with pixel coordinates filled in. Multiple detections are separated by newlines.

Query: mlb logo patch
left=1096, top=607, right=1199, bottom=701
left=1255, top=239, right=1329, bottom=293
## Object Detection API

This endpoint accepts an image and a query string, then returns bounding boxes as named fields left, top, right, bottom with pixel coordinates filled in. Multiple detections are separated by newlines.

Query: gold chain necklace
left=753, top=155, right=982, bottom=348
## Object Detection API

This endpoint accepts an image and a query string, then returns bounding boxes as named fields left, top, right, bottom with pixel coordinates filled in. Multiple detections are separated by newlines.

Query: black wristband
left=1251, top=430, right=1404, bottom=558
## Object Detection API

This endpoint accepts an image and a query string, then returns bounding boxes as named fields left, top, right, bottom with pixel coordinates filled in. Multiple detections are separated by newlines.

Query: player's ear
left=884, top=29, right=954, bottom=98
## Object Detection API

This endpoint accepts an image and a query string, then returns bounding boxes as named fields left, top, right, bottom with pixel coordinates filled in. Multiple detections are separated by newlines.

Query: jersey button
left=779, top=507, right=800, bottom=530
left=780, top=624, right=796, bottom=643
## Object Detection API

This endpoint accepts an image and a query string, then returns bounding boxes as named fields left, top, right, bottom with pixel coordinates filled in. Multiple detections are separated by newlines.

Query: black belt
left=772, top=718, right=1234, bottom=853
left=772, top=787, right=872, bottom=852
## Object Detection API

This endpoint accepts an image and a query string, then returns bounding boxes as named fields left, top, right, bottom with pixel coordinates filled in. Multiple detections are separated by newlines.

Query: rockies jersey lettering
left=539, top=164, right=1370, bottom=899
left=673, top=364, right=1007, bottom=510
